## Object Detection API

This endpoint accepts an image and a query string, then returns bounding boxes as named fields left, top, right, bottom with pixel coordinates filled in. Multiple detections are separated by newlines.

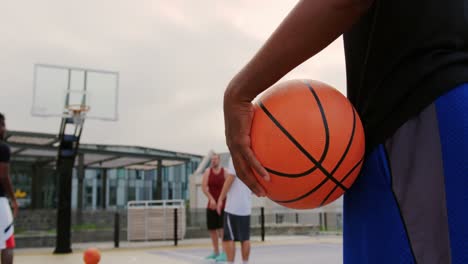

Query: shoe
left=215, top=252, right=227, bottom=262
left=205, top=252, right=218, bottom=260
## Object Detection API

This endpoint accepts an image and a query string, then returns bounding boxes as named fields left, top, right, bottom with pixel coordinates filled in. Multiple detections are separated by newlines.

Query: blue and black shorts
left=223, top=212, right=250, bottom=242
left=344, top=84, right=468, bottom=264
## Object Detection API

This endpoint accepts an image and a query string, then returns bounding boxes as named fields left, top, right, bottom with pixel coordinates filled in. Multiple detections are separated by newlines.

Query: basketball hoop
left=32, top=64, right=119, bottom=121
left=66, top=104, right=90, bottom=125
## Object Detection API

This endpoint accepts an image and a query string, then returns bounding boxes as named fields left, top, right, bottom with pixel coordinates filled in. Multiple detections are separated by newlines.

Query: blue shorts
left=344, top=84, right=468, bottom=264
left=223, top=212, right=250, bottom=242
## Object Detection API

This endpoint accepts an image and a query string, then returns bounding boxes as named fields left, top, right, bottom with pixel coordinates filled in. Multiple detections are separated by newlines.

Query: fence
left=14, top=205, right=342, bottom=248
left=127, top=200, right=185, bottom=241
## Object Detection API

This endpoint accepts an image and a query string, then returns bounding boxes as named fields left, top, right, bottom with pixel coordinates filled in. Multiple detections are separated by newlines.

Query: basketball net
left=66, top=104, right=90, bottom=125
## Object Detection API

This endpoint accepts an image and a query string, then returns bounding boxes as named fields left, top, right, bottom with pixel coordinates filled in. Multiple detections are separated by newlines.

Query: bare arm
left=219, top=172, right=235, bottom=204
left=201, top=169, right=215, bottom=201
left=0, top=163, right=17, bottom=217
left=217, top=171, right=235, bottom=215
left=224, top=0, right=373, bottom=195
left=226, top=0, right=373, bottom=101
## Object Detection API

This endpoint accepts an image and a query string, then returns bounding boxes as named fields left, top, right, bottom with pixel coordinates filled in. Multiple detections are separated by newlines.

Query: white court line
left=151, top=250, right=207, bottom=263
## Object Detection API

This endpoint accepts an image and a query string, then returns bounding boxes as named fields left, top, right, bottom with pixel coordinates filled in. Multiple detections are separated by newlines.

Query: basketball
left=83, top=248, right=101, bottom=264
left=251, top=79, right=365, bottom=209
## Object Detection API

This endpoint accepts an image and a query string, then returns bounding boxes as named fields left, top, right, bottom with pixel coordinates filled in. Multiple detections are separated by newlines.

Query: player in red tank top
left=207, top=163, right=225, bottom=209
left=202, top=153, right=227, bottom=260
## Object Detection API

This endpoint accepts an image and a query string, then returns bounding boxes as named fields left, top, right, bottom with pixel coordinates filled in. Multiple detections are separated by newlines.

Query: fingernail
left=263, top=172, right=271, bottom=182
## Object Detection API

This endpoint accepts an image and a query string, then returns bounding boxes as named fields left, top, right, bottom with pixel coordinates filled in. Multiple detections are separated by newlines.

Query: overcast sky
left=0, top=0, right=346, bottom=155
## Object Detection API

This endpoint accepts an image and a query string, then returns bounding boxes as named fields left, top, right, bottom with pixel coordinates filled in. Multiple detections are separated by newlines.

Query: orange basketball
left=251, top=79, right=365, bottom=209
left=83, top=248, right=101, bottom=264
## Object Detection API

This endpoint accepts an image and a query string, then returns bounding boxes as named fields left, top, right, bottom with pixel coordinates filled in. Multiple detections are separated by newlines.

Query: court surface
left=15, top=235, right=342, bottom=264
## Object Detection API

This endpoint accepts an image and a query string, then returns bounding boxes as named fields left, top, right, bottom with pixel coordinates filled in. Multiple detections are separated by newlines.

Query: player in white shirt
left=217, top=157, right=252, bottom=264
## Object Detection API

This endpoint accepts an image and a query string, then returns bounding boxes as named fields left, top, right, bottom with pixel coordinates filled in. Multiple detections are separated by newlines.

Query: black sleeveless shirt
left=0, top=142, right=11, bottom=197
left=344, top=0, right=468, bottom=150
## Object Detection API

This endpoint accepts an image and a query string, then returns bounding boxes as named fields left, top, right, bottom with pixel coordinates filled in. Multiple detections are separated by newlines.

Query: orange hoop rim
left=66, top=104, right=90, bottom=115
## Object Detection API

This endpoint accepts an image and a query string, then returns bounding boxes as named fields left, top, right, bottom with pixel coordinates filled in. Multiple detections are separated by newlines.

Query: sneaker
left=215, top=252, right=227, bottom=262
left=205, top=252, right=218, bottom=260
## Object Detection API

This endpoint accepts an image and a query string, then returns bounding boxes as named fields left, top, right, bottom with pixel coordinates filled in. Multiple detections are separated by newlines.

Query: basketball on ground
left=83, top=248, right=101, bottom=264
left=251, top=79, right=365, bottom=209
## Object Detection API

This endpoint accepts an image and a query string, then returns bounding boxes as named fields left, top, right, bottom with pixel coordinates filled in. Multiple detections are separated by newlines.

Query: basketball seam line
left=263, top=81, right=331, bottom=178
left=265, top=166, right=318, bottom=177
left=273, top=157, right=364, bottom=204
left=319, top=106, right=358, bottom=206
left=320, top=158, right=363, bottom=206
left=259, top=81, right=370, bottom=204
left=304, top=81, right=330, bottom=167
left=274, top=157, right=364, bottom=204
left=258, top=98, right=346, bottom=191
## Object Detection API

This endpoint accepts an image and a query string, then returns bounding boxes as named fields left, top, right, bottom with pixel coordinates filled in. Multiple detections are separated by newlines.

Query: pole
left=114, top=212, right=120, bottom=248
left=174, top=208, right=178, bottom=246
left=261, top=207, right=265, bottom=242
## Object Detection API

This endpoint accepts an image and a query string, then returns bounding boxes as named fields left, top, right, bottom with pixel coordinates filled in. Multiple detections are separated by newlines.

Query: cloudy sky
left=0, top=0, right=346, bottom=155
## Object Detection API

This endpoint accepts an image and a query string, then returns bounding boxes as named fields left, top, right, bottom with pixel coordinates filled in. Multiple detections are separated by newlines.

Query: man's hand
left=208, top=198, right=217, bottom=210
left=216, top=200, right=223, bottom=215
left=224, top=86, right=269, bottom=197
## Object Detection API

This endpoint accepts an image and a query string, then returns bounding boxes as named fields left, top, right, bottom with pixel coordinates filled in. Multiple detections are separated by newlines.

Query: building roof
left=5, top=130, right=203, bottom=169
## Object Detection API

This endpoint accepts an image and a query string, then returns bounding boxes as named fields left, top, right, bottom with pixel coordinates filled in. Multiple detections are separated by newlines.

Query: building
left=6, top=130, right=203, bottom=210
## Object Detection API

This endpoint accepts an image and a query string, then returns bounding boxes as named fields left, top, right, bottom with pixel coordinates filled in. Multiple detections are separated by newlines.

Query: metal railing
left=14, top=206, right=343, bottom=248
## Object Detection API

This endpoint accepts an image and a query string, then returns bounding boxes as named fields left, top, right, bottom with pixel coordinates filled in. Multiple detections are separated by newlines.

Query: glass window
left=117, top=176, right=126, bottom=207
left=96, top=170, right=102, bottom=208
left=108, top=170, right=117, bottom=207
left=85, top=186, right=93, bottom=207
left=162, top=181, right=168, bottom=200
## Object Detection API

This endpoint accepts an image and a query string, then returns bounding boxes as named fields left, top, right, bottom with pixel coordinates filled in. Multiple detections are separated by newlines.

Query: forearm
left=218, top=188, right=228, bottom=203
left=226, top=0, right=372, bottom=101
left=219, top=176, right=235, bottom=202
left=0, top=176, right=15, bottom=202
left=202, top=171, right=215, bottom=201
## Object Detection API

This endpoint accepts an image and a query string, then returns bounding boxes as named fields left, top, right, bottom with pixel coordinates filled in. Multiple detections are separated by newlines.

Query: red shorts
left=5, top=235, right=15, bottom=249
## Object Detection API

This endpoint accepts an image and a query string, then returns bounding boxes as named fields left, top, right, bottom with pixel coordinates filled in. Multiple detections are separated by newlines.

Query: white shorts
left=0, top=198, right=14, bottom=249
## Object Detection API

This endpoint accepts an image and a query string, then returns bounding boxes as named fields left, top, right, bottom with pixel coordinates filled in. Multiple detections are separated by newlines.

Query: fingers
left=209, top=201, right=216, bottom=210
left=224, top=95, right=268, bottom=197
left=240, top=146, right=270, bottom=181
left=230, top=151, right=266, bottom=197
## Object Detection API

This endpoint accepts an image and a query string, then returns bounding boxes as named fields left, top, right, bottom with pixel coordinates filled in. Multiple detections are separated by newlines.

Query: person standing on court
left=202, top=153, right=227, bottom=261
left=223, top=1, right=468, bottom=263
left=216, top=156, right=252, bottom=264
left=0, top=113, right=17, bottom=264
